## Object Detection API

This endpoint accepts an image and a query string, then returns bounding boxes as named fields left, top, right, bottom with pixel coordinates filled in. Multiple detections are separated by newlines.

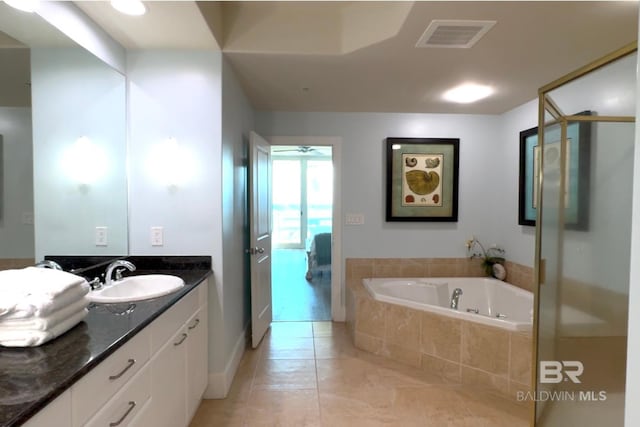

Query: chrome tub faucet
left=450, top=288, right=463, bottom=309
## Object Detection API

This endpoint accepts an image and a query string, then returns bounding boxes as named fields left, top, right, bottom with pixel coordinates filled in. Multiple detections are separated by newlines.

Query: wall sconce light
left=62, top=136, right=108, bottom=185
left=110, top=0, right=146, bottom=16
left=147, top=137, right=194, bottom=188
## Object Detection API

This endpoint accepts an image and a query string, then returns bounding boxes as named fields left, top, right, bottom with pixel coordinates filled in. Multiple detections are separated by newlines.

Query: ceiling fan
left=272, top=145, right=320, bottom=154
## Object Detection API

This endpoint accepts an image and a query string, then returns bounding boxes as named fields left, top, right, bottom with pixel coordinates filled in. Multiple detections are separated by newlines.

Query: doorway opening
left=271, top=144, right=333, bottom=321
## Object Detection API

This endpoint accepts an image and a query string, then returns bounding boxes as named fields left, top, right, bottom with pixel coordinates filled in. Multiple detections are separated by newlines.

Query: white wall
left=31, top=47, right=127, bottom=260
left=496, top=99, right=538, bottom=266
left=0, top=107, right=34, bottom=258
left=126, top=50, right=234, bottom=396
left=256, top=111, right=508, bottom=260
left=127, top=50, right=222, bottom=258
left=624, top=10, right=640, bottom=423
left=221, top=57, right=254, bottom=385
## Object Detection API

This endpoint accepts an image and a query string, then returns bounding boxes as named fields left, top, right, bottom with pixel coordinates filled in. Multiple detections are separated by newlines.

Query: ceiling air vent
left=416, top=20, right=496, bottom=48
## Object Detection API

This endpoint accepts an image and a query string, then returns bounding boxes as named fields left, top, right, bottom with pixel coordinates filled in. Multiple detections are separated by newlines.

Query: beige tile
left=390, top=386, right=482, bottom=426
left=318, top=391, right=401, bottom=426
left=380, top=342, right=421, bottom=368
left=312, top=321, right=348, bottom=338
left=429, top=262, right=458, bottom=277
left=421, top=353, right=461, bottom=383
left=253, top=358, right=317, bottom=390
left=190, top=320, right=535, bottom=427
left=270, top=321, right=314, bottom=338
left=345, top=258, right=374, bottom=281
left=373, top=258, right=407, bottom=278
left=461, top=365, right=509, bottom=397
left=244, top=389, right=321, bottom=427
left=421, top=312, right=461, bottom=362
left=314, top=335, right=359, bottom=359
left=262, top=336, right=315, bottom=359
left=461, top=322, right=509, bottom=376
left=188, top=398, right=245, bottom=427
left=509, top=332, right=532, bottom=385
left=457, top=387, right=530, bottom=426
left=355, top=296, right=385, bottom=338
left=354, top=331, right=384, bottom=355
left=384, top=304, right=421, bottom=351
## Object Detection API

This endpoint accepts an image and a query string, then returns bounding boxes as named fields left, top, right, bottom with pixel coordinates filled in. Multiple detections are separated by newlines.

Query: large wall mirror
left=0, top=3, right=128, bottom=270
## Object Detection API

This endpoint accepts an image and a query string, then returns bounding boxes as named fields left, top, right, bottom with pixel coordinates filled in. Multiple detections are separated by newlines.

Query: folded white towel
left=0, top=297, right=89, bottom=331
left=0, top=267, right=86, bottom=296
left=1, top=281, right=90, bottom=320
left=0, top=267, right=88, bottom=316
left=0, top=309, right=88, bottom=347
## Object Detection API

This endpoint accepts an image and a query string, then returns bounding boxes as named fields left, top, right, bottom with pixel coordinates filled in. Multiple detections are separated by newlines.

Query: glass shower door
left=535, top=46, right=636, bottom=427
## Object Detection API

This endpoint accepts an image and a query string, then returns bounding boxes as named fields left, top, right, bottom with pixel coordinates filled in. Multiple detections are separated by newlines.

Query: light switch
left=345, top=213, right=364, bottom=225
left=95, top=226, right=108, bottom=246
left=151, top=226, right=164, bottom=246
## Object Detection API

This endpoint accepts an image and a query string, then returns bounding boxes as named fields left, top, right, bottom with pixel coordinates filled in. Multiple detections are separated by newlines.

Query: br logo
left=540, top=361, right=584, bottom=384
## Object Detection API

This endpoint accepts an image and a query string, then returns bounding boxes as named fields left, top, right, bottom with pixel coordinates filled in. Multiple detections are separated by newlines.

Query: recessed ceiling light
left=110, top=0, right=146, bottom=16
left=3, top=0, right=39, bottom=13
left=442, top=83, right=494, bottom=104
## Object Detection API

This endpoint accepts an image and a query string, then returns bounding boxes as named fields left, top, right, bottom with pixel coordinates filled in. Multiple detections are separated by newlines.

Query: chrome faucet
left=104, top=260, right=136, bottom=286
left=450, top=288, right=463, bottom=309
left=35, top=260, right=63, bottom=270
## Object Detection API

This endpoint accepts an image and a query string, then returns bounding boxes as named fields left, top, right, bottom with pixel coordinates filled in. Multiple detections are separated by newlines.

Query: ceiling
left=5, top=1, right=640, bottom=114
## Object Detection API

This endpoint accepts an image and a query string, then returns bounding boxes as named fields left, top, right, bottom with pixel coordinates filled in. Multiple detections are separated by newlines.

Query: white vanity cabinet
left=22, top=391, right=71, bottom=427
left=21, top=279, right=209, bottom=427
left=129, top=281, right=209, bottom=427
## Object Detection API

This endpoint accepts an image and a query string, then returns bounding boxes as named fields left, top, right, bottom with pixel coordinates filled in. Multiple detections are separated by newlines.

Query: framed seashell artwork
left=386, top=137, right=459, bottom=221
left=518, top=111, right=591, bottom=229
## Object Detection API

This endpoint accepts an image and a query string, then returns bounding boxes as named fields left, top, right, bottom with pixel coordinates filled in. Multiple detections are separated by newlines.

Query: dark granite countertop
left=0, top=256, right=212, bottom=427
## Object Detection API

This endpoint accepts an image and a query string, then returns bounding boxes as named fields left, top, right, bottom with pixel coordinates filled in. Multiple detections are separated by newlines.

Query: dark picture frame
left=518, top=111, right=591, bottom=229
left=386, top=137, right=459, bottom=222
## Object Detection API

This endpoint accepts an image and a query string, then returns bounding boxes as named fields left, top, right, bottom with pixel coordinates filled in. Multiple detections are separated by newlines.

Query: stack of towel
left=0, top=267, right=90, bottom=347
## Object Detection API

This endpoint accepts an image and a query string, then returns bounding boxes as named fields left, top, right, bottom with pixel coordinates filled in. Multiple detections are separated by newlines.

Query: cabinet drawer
left=151, top=289, right=198, bottom=353
left=84, top=365, right=151, bottom=427
left=72, top=327, right=151, bottom=426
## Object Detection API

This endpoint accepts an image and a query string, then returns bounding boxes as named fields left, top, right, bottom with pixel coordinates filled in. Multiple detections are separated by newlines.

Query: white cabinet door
left=147, top=327, right=188, bottom=427
left=23, top=391, right=71, bottom=427
left=186, top=305, right=208, bottom=420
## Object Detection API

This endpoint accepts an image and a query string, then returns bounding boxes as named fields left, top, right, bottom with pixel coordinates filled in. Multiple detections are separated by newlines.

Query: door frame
left=268, top=136, right=344, bottom=321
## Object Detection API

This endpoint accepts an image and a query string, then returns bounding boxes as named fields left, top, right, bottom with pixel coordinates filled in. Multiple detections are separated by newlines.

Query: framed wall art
left=386, top=137, right=459, bottom=222
left=518, top=111, right=591, bottom=229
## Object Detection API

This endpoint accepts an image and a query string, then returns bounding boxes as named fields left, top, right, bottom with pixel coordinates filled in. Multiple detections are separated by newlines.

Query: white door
left=249, top=131, right=272, bottom=348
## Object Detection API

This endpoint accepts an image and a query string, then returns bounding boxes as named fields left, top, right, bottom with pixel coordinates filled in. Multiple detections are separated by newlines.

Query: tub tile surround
left=345, top=257, right=534, bottom=404
left=0, top=258, right=36, bottom=270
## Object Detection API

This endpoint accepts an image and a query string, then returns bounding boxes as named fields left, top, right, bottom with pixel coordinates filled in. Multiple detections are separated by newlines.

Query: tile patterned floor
left=189, top=321, right=529, bottom=427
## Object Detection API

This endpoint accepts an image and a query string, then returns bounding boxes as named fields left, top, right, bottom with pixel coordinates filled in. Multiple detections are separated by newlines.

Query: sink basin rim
left=87, top=274, right=185, bottom=303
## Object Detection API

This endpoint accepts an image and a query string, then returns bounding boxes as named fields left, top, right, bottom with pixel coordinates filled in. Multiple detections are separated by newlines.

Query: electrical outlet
left=95, top=226, right=108, bottom=246
left=21, top=212, right=34, bottom=225
left=151, top=226, right=164, bottom=246
left=345, top=213, right=364, bottom=225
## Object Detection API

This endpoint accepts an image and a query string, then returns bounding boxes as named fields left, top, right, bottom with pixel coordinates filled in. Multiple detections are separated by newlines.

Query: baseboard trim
left=203, top=325, right=248, bottom=399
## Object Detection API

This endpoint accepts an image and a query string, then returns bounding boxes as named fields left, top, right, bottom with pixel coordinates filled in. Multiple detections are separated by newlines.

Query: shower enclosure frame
left=531, top=41, right=637, bottom=426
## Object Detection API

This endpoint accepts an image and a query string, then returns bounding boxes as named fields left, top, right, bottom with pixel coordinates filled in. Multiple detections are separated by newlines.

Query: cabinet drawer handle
left=109, top=359, right=136, bottom=380
left=109, top=401, right=136, bottom=427
left=174, top=333, right=188, bottom=346
left=188, top=318, right=200, bottom=330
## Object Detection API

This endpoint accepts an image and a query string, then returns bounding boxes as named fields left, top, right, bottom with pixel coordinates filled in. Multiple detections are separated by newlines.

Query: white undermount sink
left=88, top=274, right=185, bottom=303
